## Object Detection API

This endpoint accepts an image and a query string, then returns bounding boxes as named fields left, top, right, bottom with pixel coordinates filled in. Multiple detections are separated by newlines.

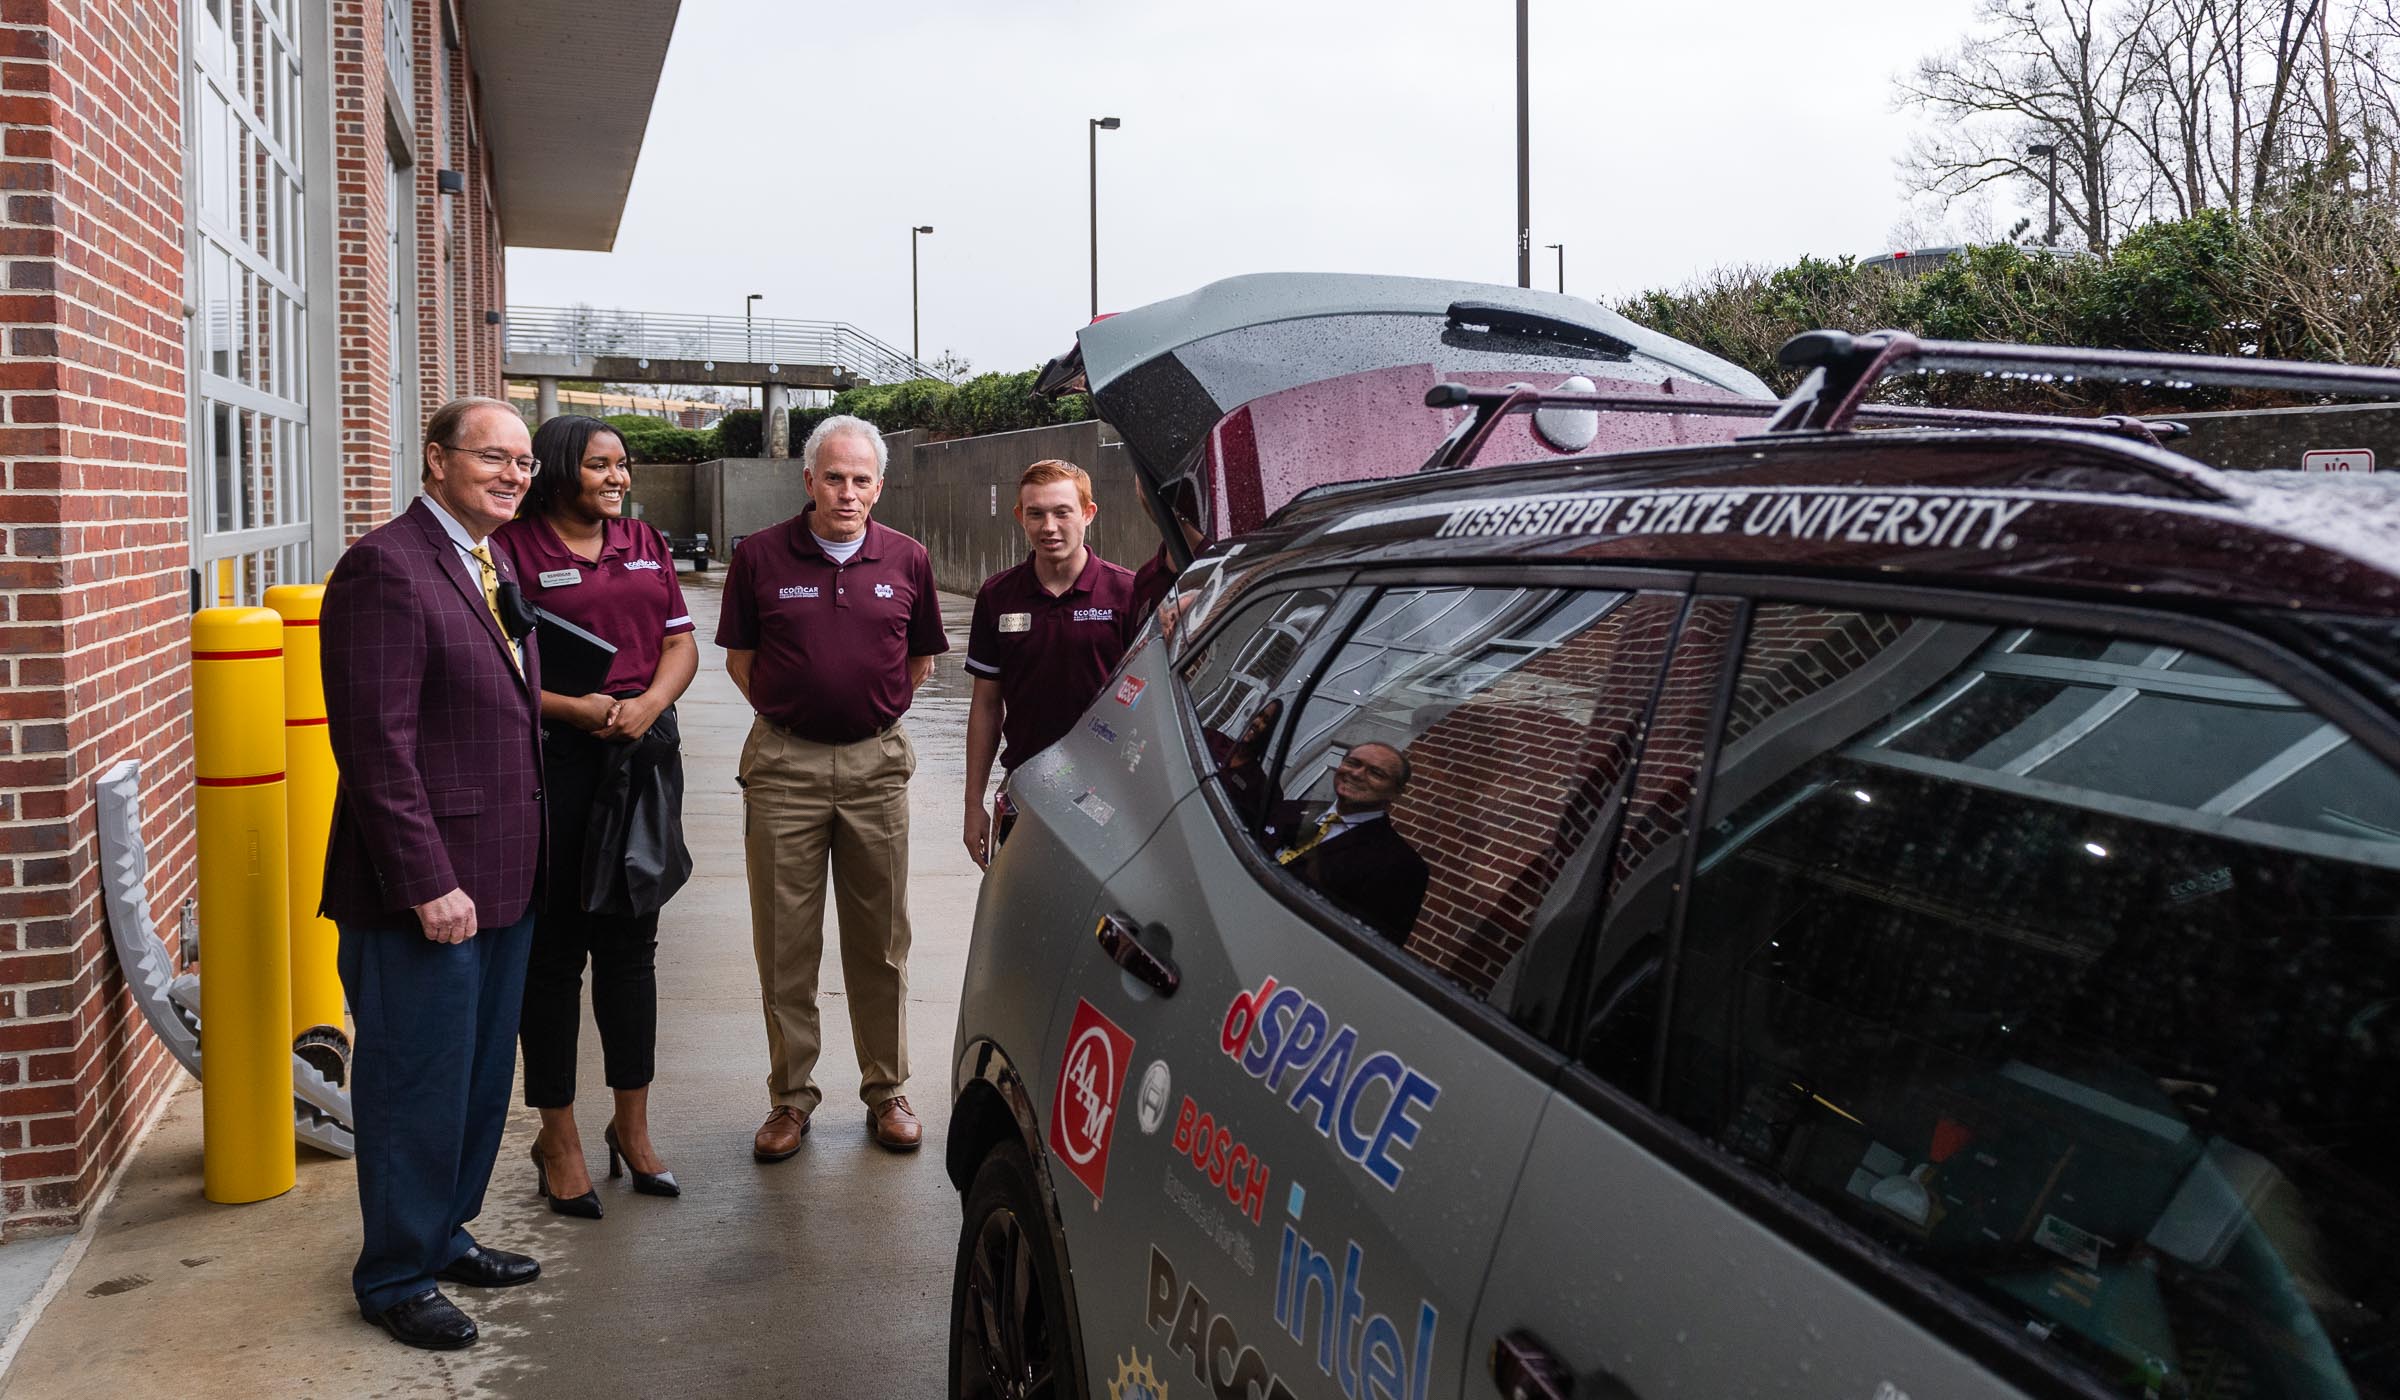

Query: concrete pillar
left=762, top=381, right=791, bottom=459
left=535, top=376, right=560, bottom=424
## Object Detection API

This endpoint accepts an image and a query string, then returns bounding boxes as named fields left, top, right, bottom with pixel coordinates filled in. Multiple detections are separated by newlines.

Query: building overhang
left=462, top=0, right=681, bottom=252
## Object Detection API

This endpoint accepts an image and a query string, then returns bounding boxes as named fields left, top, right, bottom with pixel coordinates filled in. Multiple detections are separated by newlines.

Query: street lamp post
left=745, top=292, right=762, bottom=362
left=1545, top=242, right=1564, bottom=293
left=1090, top=116, right=1120, bottom=321
left=1516, top=0, right=1531, bottom=288
left=2027, top=142, right=2061, bottom=245
left=911, top=225, right=934, bottom=362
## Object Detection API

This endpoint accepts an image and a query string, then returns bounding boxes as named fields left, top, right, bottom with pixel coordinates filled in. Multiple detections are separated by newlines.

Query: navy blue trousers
left=338, top=909, right=535, bottom=1313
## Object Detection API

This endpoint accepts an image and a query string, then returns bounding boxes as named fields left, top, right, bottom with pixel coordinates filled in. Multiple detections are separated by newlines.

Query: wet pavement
left=0, top=576, right=986, bottom=1399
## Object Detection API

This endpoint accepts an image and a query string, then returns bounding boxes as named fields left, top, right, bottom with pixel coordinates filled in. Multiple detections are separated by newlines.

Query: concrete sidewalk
left=0, top=575, right=986, bottom=1399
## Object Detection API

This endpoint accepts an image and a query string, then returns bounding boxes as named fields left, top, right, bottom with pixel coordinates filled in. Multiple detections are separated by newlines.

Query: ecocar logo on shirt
left=1219, top=976, right=1440, bottom=1190
left=777, top=584, right=820, bottom=600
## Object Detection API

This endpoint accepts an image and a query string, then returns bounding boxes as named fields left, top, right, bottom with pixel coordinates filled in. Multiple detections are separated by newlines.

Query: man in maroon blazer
left=320, top=396, right=546, bottom=1351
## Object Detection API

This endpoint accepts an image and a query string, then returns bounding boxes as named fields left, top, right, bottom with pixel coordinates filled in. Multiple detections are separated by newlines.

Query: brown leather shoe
left=753, top=1106, right=810, bottom=1162
left=868, top=1096, right=922, bottom=1152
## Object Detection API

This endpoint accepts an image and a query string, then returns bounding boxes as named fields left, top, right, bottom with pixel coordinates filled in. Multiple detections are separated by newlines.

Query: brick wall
left=1391, top=595, right=1682, bottom=994
left=0, top=0, right=194, bottom=1240
left=332, top=0, right=394, bottom=544
left=0, top=0, right=516, bottom=1239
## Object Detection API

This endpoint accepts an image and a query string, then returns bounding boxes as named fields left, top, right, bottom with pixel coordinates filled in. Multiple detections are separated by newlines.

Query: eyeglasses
left=1337, top=753, right=1401, bottom=783
left=441, top=444, right=539, bottom=473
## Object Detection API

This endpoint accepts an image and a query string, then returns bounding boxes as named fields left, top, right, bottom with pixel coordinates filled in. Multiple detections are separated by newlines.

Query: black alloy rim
left=959, top=1205, right=1058, bottom=1400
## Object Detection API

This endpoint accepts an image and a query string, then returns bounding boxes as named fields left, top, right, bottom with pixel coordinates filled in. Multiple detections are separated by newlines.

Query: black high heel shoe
left=530, top=1141, right=602, bottom=1219
left=605, top=1124, right=680, bottom=1198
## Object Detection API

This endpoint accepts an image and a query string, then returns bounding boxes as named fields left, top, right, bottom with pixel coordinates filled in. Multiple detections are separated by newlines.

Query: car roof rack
left=1772, top=328, right=2400, bottom=433
left=1418, top=377, right=2191, bottom=473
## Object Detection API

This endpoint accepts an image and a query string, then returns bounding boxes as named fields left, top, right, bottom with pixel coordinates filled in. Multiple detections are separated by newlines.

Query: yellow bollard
left=192, top=607, right=297, bottom=1204
left=265, top=585, right=347, bottom=1081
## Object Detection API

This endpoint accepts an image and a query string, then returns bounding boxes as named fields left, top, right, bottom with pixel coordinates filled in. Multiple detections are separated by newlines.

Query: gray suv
left=948, top=286, right=2400, bottom=1400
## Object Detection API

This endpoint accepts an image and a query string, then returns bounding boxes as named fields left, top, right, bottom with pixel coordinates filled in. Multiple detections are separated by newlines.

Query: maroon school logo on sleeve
left=1050, top=999, right=1135, bottom=1202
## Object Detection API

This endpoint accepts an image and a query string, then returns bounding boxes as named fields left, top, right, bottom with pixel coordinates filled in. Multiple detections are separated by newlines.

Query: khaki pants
left=738, top=717, right=916, bottom=1113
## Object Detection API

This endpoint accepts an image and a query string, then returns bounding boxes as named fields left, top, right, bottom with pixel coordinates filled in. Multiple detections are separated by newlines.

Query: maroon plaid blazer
left=319, top=498, right=545, bottom=927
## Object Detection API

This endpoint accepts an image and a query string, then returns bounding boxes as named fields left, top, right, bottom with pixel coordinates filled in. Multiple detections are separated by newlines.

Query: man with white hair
left=717, top=415, right=949, bottom=1157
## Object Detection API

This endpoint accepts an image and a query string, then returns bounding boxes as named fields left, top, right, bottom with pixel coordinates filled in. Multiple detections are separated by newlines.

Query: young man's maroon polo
left=717, top=514, right=948, bottom=744
left=493, top=514, right=694, bottom=696
left=965, top=550, right=1142, bottom=770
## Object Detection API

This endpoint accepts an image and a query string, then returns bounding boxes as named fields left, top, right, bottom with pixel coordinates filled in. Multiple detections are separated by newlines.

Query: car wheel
left=949, top=1140, right=1082, bottom=1400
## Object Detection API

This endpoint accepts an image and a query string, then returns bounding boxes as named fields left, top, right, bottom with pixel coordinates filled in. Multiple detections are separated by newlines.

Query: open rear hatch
left=1035, top=272, right=1776, bottom=561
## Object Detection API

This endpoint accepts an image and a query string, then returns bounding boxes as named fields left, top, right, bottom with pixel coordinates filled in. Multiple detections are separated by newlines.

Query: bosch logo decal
left=1171, top=1095, right=1270, bottom=1225
left=1220, top=976, right=1439, bottom=1190
left=1050, top=998, right=1134, bottom=1202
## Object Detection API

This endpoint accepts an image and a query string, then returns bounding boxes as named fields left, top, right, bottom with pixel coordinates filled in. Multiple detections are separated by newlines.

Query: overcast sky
left=505, top=0, right=2000, bottom=376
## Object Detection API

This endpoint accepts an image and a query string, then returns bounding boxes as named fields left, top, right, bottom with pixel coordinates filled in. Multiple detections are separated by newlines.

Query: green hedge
left=1613, top=200, right=2400, bottom=413
left=602, top=413, right=717, bottom=464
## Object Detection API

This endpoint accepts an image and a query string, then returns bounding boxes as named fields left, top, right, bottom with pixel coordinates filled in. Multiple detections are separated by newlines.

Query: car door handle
left=1094, top=913, right=1179, bottom=996
left=1491, top=1330, right=1572, bottom=1400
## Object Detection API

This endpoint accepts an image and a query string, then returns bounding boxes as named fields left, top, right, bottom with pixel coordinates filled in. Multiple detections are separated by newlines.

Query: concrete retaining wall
left=681, top=421, right=1158, bottom=593
left=626, top=460, right=696, bottom=538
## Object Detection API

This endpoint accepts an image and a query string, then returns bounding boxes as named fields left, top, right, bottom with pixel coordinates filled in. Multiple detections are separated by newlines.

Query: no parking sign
left=2302, top=449, right=2376, bottom=473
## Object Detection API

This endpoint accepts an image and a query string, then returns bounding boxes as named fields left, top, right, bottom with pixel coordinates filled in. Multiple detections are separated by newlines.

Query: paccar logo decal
left=1148, top=1245, right=1299, bottom=1400
left=1273, top=1190, right=1439, bottom=1400
left=1051, top=999, right=1134, bottom=1202
left=1171, top=1096, right=1270, bottom=1224
left=1219, top=976, right=1440, bottom=1190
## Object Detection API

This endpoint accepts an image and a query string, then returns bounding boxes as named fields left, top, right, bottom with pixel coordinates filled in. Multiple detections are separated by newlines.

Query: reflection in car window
left=1179, top=586, right=1347, bottom=832
left=1671, top=605, right=2400, bottom=1400
left=1262, top=585, right=1683, bottom=1010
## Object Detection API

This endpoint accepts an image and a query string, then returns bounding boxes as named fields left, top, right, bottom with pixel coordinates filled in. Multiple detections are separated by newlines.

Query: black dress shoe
left=605, top=1123, right=681, bottom=1198
left=531, top=1141, right=603, bottom=1219
left=360, top=1288, right=477, bottom=1350
left=436, top=1244, right=541, bottom=1289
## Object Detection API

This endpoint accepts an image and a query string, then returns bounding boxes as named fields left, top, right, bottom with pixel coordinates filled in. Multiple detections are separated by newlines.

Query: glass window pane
left=2030, top=695, right=2322, bottom=808
left=1180, top=585, right=1348, bottom=832
left=1883, top=675, right=2103, bottom=768
left=1260, top=585, right=1674, bottom=1004
left=1672, top=605, right=2400, bottom=1400
left=2237, top=738, right=2400, bottom=845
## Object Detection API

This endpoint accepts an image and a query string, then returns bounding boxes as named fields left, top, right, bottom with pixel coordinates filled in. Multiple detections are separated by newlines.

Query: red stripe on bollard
left=192, top=648, right=284, bottom=661
left=196, top=772, right=286, bottom=788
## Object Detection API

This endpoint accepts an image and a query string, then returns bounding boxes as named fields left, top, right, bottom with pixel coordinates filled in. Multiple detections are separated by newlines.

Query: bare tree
left=1898, top=0, right=2168, bottom=250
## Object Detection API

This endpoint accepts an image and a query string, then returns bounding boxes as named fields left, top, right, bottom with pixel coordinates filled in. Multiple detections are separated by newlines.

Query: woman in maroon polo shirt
left=493, top=415, right=698, bottom=1217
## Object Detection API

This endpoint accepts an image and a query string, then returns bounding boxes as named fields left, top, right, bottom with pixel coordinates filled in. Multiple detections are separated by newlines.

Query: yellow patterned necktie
left=468, top=545, right=521, bottom=673
left=1276, top=810, right=1341, bottom=866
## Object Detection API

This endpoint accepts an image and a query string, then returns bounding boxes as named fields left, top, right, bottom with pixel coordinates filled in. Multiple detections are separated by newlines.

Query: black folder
left=533, top=607, right=618, bottom=697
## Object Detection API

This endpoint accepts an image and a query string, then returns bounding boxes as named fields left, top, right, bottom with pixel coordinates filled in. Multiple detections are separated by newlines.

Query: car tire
left=949, top=1140, right=1083, bottom=1400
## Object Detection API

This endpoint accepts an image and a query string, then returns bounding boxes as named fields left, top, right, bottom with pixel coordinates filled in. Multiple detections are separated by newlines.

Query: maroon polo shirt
left=966, top=550, right=1142, bottom=770
left=717, top=513, right=949, bottom=744
left=492, top=515, right=694, bottom=696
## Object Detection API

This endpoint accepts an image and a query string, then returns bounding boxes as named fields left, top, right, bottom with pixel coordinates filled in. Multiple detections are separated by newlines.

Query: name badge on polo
left=998, top=612, right=1032, bottom=633
left=537, top=568, right=580, bottom=588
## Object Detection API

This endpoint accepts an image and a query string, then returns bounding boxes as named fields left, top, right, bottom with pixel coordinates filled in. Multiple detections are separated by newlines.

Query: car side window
left=1177, top=583, right=1349, bottom=832
left=1256, top=584, right=1686, bottom=1011
left=1667, top=604, right=2400, bottom=1400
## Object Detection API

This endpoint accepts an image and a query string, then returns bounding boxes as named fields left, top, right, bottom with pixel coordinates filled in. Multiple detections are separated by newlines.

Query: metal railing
left=504, top=306, right=936, bottom=384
